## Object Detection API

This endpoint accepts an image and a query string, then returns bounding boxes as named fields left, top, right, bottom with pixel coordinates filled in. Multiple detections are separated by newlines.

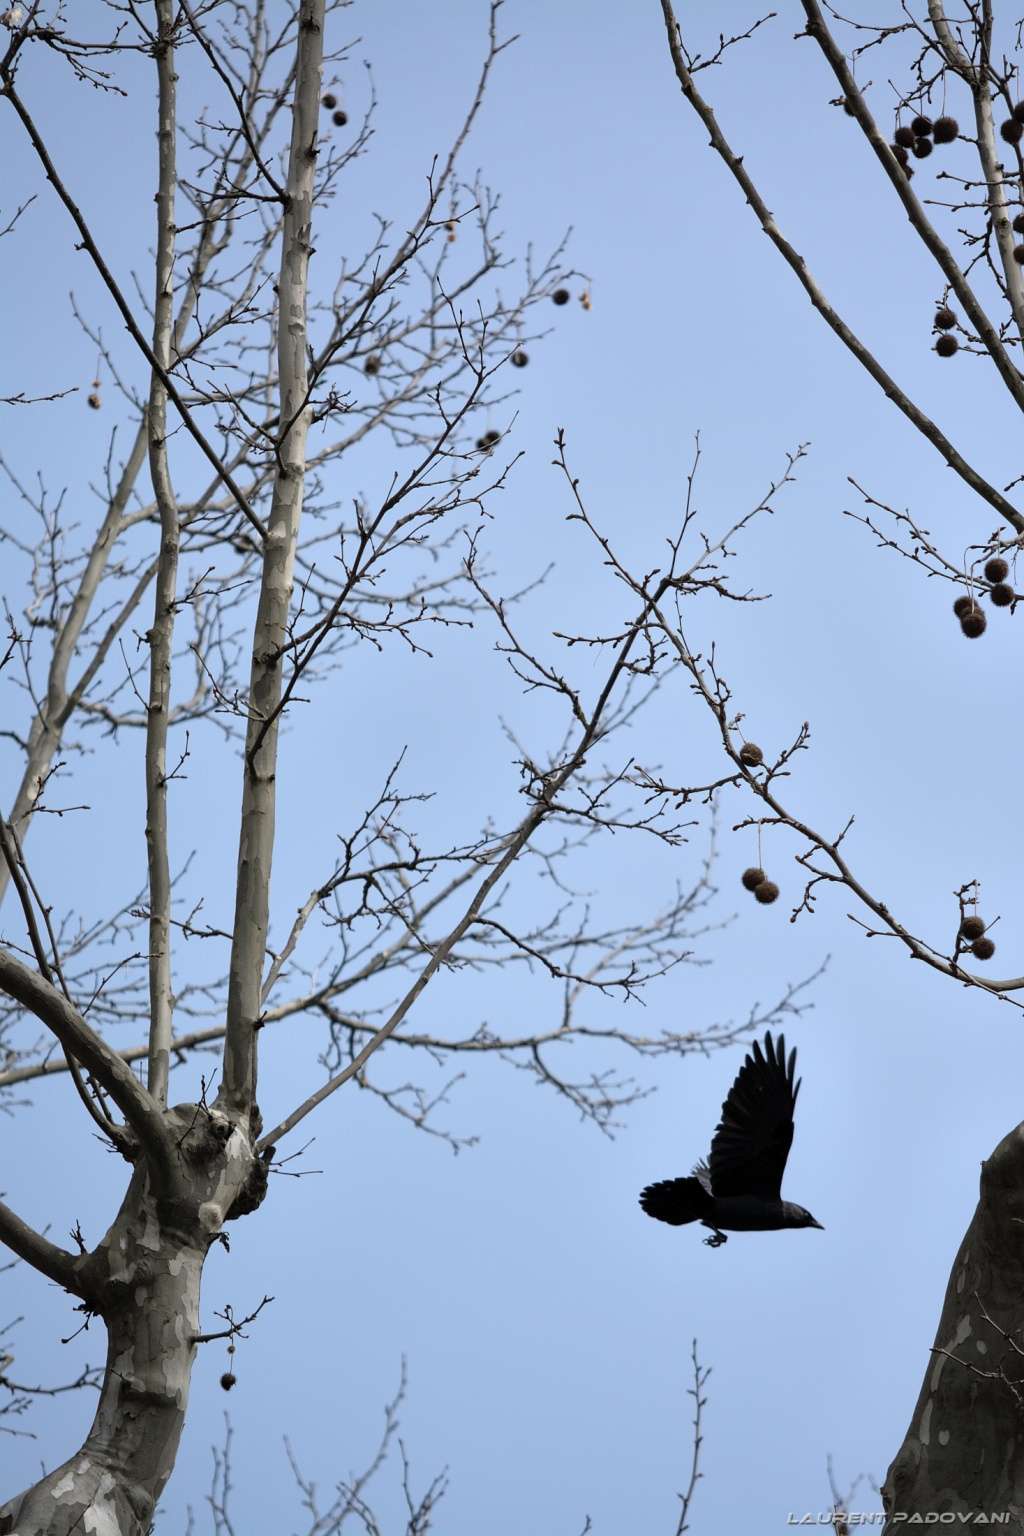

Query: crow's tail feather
left=639, top=1176, right=713, bottom=1227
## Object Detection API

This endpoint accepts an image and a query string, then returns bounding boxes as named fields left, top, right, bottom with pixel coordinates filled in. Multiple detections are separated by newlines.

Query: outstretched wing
left=707, top=1032, right=800, bottom=1200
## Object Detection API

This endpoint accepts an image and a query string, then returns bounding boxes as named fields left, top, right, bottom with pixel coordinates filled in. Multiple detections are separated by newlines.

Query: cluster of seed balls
left=890, top=112, right=959, bottom=180
left=321, top=92, right=346, bottom=127
left=959, top=912, right=995, bottom=962
left=953, top=557, right=1014, bottom=638
left=474, top=289, right=576, bottom=451
left=736, top=743, right=780, bottom=905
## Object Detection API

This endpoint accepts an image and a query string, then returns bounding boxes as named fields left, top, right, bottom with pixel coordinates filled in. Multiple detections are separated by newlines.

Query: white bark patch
left=939, top=1429, right=951, bottom=1446
left=920, top=1398, right=933, bottom=1446
left=977, top=1339, right=989, bottom=1354
left=83, top=1473, right=120, bottom=1536
left=930, top=1313, right=972, bottom=1392
left=198, top=1200, right=224, bottom=1234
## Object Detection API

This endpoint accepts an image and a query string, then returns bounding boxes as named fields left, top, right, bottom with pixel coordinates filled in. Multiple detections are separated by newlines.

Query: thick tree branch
left=144, top=0, right=180, bottom=1106
left=0, top=1197, right=83, bottom=1295
left=220, top=0, right=325, bottom=1118
left=0, top=948, right=173, bottom=1182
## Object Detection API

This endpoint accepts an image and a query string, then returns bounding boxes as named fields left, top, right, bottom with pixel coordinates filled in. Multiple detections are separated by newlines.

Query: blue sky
left=3, top=2, right=1023, bottom=1532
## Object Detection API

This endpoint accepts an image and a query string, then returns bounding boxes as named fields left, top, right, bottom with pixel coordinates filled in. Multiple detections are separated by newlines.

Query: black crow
left=639, top=1031, right=823, bottom=1247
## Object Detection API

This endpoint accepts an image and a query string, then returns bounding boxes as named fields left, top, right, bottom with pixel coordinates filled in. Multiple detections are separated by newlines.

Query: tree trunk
left=883, top=1121, right=1024, bottom=1527
left=0, top=1106, right=260, bottom=1536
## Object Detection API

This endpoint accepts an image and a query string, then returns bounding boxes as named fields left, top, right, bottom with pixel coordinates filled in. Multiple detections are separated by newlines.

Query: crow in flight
left=639, top=1031, right=823, bottom=1247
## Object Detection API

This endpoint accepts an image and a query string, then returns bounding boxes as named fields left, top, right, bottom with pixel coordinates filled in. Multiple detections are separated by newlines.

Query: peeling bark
left=0, top=1106, right=259, bottom=1536
left=884, top=1122, right=1024, bottom=1526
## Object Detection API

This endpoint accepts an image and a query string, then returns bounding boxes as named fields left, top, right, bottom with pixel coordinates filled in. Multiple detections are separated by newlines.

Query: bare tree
left=645, top=0, right=1024, bottom=1526
left=0, top=4, right=809, bottom=1530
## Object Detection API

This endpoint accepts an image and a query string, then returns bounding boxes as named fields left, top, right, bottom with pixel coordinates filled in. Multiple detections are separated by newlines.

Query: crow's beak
left=811, top=1219, right=825, bottom=1230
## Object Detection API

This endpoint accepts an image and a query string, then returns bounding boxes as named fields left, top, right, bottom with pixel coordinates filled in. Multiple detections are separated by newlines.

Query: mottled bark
left=0, top=1105, right=260, bottom=1536
left=884, top=1122, right=1024, bottom=1526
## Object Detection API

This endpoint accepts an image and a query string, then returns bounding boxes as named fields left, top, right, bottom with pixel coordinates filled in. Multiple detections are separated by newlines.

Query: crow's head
left=784, top=1203, right=824, bottom=1231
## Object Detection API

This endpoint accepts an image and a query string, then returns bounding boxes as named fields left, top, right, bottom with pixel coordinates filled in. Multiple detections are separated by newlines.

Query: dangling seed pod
left=971, top=936, right=996, bottom=961
left=1013, top=101, right=1024, bottom=125
left=990, top=582, right=1014, bottom=607
left=891, top=143, right=910, bottom=167
left=953, top=594, right=977, bottom=618
left=1014, top=215, right=1024, bottom=235
left=741, top=867, right=767, bottom=892
left=933, top=116, right=959, bottom=144
left=754, top=880, right=780, bottom=906
left=482, top=428, right=500, bottom=447
left=961, top=608, right=987, bottom=637
left=87, top=393, right=101, bottom=410
left=220, top=1373, right=237, bottom=1391
left=363, top=355, right=381, bottom=376
left=552, top=288, right=570, bottom=306
left=332, top=109, right=348, bottom=127
left=985, top=556, right=1009, bottom=582
left=1001, top=118, right=1024, bottom=144
left=934, top=306, right=956, bottom=330
left=511, top=349, right=529, bottom=368
left=894, top=124, right=915, bottom=149
left=739, top=742, right=764, bottom=767
left=912, top=137, right=933, bottom=159
left=911, top=114, right=933, bottom=137
left=321, top=93, right=338, bottom=110
left=1014, top=245, right=1024, bottom=265
left=959, top=914, right=986, bottom=942
left=936, top=334, right=958, bottom=357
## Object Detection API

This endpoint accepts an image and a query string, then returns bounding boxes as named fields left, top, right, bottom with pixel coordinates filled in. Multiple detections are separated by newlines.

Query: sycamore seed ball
left=552, top=288, right=570, bottom=306
left=985, top=557, right=1010, bottom=582
left=1013, top=101, right=1024, bottom=125
left=739, top=741, right=764, bottom=767
left=960, top=915, right=986, bottom=942
left=742, top=867, right=767, bottom=892
left=1014, top=215, right=1024, bottom=235
left=363, top=355, right=381, bottom=376
left=934, top=306, right=956, bottom=330
left=972, top=936, right=996, bottom=961
left=961, top=609, right=987, bottom=637
left=911, top=114, right=933, bottom=137
left=1014, top=245, right=1024, bottom=265
left=990, top=582, right=1014, bottom=607
left=220, top=1373, right=236, bottom=1392
left=912, top=137, right=933, bottom=159
left=933, top=116, right=958, bottom=144
left=754, top=880, right=780, bottom=906
left=894, top=125, right=915, bottom=148
left=511, top=350, right=529, bottom=368
left=321, top=93, right=337, bottom=110
left=332, top=109, right=348, bottom=127
left=1001, top=118, right=1024, bottom=144
left=936, top=334, right=958, bottom=357
left=953, top=594, right=976, bottom=618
